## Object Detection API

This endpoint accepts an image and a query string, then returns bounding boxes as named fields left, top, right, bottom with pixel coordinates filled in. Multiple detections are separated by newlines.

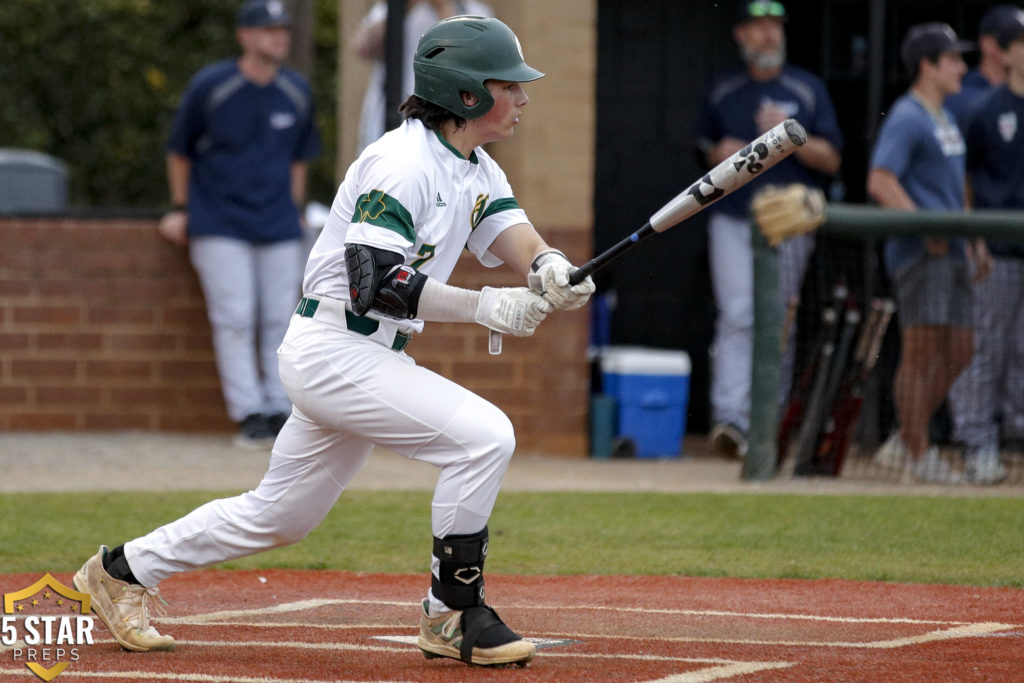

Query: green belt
left=295, top=297, right=411, bottom=352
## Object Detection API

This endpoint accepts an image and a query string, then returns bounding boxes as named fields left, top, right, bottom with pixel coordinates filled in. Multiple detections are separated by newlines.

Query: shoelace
left=113, top=585, right=168, bottom=632
left=438, top=612, right=462, bottom=642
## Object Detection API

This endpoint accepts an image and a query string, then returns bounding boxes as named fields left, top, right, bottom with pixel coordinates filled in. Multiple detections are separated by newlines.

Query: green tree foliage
left=0, top=0, right=337, bottom=208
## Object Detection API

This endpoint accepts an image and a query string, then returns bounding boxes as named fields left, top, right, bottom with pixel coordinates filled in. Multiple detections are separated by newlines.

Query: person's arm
left=487, top=223, right=595, bottom=311
left=346, top=238, right=552, bottom=337
left=485, top=223, right=549, bottom=277
left=158, top=152, right=191, bottom=246
left=867, top=167, right=952, bottom=256
left=755, top=101, right=841, bottom=176
left=866, top=167, right=914, bottom=210
left=794, top=135, right=841, bottom=176
left=351, top=4, right=388, bottom=61
left=290, top=161, right=308, bottom=210
left=352, top=1, right=464, bottom=61
left=706, top=137, right=748, bottom=167
left=963, top=173, right=992, bottom=282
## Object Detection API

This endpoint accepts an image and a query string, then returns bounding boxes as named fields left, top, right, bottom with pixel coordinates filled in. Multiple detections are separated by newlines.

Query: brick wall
left=0, top=217, right=591, bottom=455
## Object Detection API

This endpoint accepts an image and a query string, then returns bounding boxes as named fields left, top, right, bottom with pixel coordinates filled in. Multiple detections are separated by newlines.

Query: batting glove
left=475, top=286, right=553, bottom=337
left=528, top=249, right=596, bottom=310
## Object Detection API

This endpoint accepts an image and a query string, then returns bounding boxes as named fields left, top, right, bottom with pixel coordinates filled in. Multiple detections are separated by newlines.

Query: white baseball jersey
left=122, top=117, right=525, bottom=615
left=304, top=118, right=531, bottom=332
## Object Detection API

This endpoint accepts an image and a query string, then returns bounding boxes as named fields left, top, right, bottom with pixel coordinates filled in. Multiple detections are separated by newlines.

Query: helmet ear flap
left=412, top=16, right=542, bottom=120
left=413, top=67, right=493, bottom=119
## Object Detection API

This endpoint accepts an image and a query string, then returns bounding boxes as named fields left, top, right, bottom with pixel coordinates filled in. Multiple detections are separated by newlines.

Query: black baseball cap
left=995, top=8, right=1024, bottom=49
left=900, top=22, right=975, bottom=72
left=737, top=0, right=787, bottom=24
left=979, top=4, right=1021, bottom=37
left=236, top=0, right=292, bottom=28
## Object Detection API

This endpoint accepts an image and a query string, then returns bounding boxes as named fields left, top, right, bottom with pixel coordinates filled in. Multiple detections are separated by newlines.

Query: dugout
left=593, top=0, right=997, bottom=438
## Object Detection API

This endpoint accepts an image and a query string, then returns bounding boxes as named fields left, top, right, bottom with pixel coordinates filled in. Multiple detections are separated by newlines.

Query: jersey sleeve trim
left=350, top=189, right=416, bottom=243
left=478, top=197, right=520, bottom=225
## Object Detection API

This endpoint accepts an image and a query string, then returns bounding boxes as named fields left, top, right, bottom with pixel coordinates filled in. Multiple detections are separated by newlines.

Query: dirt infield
left=1, top=569, right=1021, bottom=682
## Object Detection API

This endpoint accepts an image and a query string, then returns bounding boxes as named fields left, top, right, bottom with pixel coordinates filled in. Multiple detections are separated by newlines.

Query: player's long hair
left=399, top=95, right=466, bottom=133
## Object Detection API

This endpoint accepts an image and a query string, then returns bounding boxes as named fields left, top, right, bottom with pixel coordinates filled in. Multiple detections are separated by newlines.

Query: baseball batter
left=73, top=15, right=594, bottom=668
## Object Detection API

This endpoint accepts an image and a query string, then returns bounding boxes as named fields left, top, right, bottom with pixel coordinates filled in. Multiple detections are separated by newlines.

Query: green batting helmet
left=412, top=16, right=544, bottom=119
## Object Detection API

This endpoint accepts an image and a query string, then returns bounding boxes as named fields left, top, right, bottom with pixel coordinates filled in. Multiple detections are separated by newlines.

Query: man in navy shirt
left=945, top=4, right=1018, bottom=128
left=158, top=0, right=321, bottom=448
left=948, top=10, right=1024, bottom=485
left=694, top=0, right=843, bottom=459
left=867, top=23, right=991, bottom=483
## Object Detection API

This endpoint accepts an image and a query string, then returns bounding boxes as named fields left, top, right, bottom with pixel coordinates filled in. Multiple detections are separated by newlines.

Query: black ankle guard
left=432, top=527, right=487, bottom=609
left=459, top=605, right=520, bottom=663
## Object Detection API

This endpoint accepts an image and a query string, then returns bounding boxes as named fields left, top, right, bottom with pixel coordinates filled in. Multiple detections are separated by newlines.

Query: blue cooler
left=600, top=346, right=691, bottom=458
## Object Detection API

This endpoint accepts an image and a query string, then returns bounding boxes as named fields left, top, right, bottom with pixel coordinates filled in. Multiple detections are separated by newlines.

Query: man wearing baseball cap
left=158, top=0, right=322, bottom=449
left=946, top=4, right=1021, bottom=126
left=694, top=0, right=844, bottom=459
left=868, top=22, right=992, bottom=483
left=947, top=7, right=1024, bottom=485
left=236, top=0, right=292, bottom=27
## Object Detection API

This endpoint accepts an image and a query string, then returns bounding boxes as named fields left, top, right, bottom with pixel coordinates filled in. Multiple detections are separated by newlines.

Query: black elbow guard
left=374, top=264, right=427, bottom=319
left=344, top=243, right=427, bottom=319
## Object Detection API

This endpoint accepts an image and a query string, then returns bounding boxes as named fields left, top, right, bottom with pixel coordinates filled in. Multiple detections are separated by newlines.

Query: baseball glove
left=752, top=183, right=827, bottom=247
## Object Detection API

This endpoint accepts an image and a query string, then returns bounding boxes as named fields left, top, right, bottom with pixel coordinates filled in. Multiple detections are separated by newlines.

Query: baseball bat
left=568, top=118, right=808, bottom=286
left=819, top=298, right=895, bottom=474
left=813, top=299, right=883, bottom=474
left=491, top=119, right=807, bottom=354
left=802, top=306, right=861, bottom=475
left=777, top=308, right=830, bottom=463
left=791, top=284, right=848, bottom=474
left=777, top=285, right=844, bottom=463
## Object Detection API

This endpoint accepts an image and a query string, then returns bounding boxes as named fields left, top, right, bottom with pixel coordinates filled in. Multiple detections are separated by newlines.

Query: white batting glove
left=527, top=249, right=595, bottom=311
left=475, top=286, right=553, bottom=337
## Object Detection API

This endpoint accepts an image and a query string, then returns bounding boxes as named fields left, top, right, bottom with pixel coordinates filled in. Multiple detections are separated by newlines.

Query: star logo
left=3, top=573, right=95, bottom=681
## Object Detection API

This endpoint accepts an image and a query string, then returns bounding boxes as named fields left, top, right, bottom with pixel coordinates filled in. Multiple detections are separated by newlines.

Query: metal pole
left=865, top=0, right=886, bottom=145
left=744, top=222, right=781, bottom=481
left=384, top=0, right=406, bottom=135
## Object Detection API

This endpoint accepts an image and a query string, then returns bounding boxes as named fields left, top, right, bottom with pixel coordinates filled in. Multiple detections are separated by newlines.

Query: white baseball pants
left=708, top=211, right=813, bottom=432
left=124, top=309, right=515, bottom=588
left=948, top=256, right=1024, bottom=450
left=190, top=236, right=305, bottom=422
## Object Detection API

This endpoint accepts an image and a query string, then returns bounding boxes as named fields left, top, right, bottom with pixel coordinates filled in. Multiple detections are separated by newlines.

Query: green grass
left=1, top=490, right=1021, bottom=587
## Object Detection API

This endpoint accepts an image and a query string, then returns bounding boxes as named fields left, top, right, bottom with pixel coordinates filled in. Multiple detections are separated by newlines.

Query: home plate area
left=1, top=569, right=1020, bottom=681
